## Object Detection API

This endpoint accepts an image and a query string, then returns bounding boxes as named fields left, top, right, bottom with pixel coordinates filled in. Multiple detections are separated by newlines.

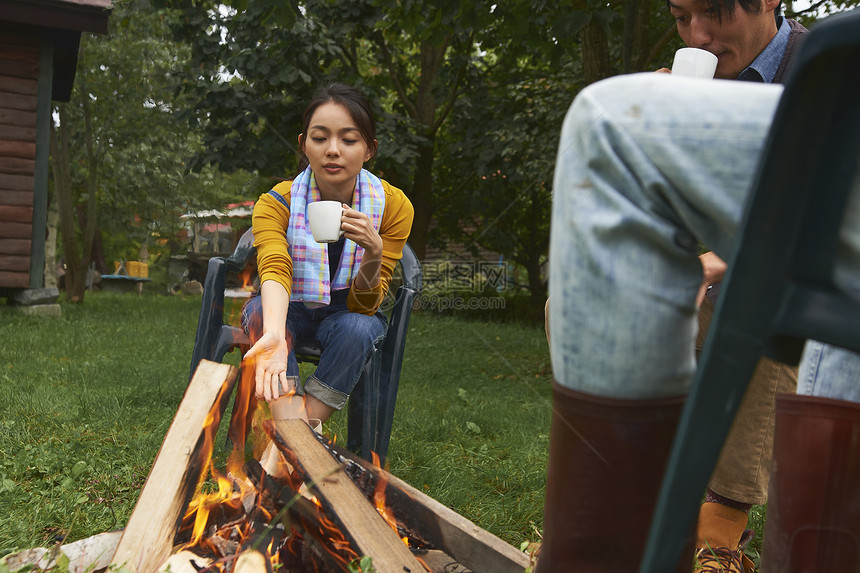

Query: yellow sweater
left=253, top=178, right=414, bottom=315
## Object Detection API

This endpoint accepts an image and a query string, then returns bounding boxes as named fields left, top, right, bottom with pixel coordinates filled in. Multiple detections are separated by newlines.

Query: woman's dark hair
left=295, top=82, right=377, bottom=175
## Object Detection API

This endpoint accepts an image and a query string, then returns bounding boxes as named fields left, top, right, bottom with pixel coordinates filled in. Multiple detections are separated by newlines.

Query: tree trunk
left=624, top=0, right=656, bottom=73
left=525, top=254, right=546, bottom=307
left=77, top=204, right=108, bottom=274
left=51, top=72, right=101, bottom=303
left=51, top=105, right=85, bottom=303
left=80, top=91, right=100, bottom=288
left=580, top=13, right=611, bottom=85
left=520, top=193, right=549, bottom=306
left=380, top=36, right=453, bottom=262
left=408, top=141, right=435, bottom=261
left=43, top=195, right=59, bottom=289
left=404, top=41, right=449, bottom=262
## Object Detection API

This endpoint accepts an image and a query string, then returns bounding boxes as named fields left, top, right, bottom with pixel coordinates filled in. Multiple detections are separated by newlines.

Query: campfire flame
left=170, top=352, right=421, bottom=573
left=180, top=463, right=253, bottom=553
left=239, top=265, right=255, bottom=292
left=371, top=452, right=409, bottom=547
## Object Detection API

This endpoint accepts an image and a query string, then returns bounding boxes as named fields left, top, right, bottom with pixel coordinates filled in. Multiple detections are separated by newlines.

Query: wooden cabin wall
left=0, top=24, right=38, bottom=289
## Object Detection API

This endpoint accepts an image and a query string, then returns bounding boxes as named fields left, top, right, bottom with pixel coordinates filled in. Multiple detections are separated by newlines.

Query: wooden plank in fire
left=244, top=459, right=359, bottom=572
left=271, top=419, right=425, bottom=573
left=320, top=438, right=533, bottom=573
left=110, top=360, right=239, bottom=573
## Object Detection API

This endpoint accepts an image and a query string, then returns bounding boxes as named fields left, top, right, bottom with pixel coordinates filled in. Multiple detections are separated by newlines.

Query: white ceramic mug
left=672, top=47, right=718, bottom=79
left=306, top=200, right=345, bottom=243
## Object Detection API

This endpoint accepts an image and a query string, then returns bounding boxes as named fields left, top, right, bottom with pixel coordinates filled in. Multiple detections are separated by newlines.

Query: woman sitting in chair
left=242, top=82, right=414, bottom=428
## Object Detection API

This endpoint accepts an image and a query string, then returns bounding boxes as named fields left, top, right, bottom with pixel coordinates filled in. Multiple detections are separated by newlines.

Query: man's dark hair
left=667, top=0, right=783, bottom=22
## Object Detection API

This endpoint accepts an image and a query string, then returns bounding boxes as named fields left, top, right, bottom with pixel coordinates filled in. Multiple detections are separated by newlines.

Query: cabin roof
left=0, top=0, right=112, bottom=101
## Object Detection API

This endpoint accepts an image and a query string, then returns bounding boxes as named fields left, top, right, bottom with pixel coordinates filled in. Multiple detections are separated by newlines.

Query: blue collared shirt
left=737, top=16, right=791, bottom=83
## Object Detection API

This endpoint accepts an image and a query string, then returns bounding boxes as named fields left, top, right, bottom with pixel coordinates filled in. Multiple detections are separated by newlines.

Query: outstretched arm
left=244, top=280, right=292, bottom=401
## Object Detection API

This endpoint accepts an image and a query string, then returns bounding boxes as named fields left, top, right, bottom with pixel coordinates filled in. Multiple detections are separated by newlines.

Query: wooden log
left=0, top=172, right=34, bottom=191
left=244, top=458, right=358, bottom=571
left=0, top=125, right=36, bottom=143
left=0, top=223, right=32, bottom=240
left=0, top=58, right=38, bottom=79
left=0, top=254, right=30, bottom=271
left=1, top=530, right=123, bottom=573
left=0, top=108, right=36, bottom=128
left=316, top=437, right=532, bottom=573
left=0, top=139, right=36, bottom=158
left=233, top=550, right=269, bottom=573
left=0, top=92, right=36, bottom=113
left=252, top=441, right=467, bottom=573
left=0, top=74, right=37, bottom=96
left=0, top=238, right=30, bottom=255
left=0, top=270, right=28, bottom=287
left=0, top=156, right=35, bottom=175
left=156, top=550, right=212, bottom=573
left=0, top=190, right=33, bottom=206
left=244, top=459, right=326, bottom=534
left=0, top=204, right=33, bottom=221
left=270, top=419, right=425, bottom=573
left=0, top=42, right=40, bottom=62
left=109, top=360, right=239, bottom=573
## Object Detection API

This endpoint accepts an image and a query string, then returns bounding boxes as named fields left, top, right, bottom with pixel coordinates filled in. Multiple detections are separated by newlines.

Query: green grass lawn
left=0, top=291, right=553, bottom=556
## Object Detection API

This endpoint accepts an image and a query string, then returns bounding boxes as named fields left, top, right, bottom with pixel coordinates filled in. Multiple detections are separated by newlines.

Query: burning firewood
left=110, top=360, right=238, bottom=573
left=242, top=459, right=362, bottom=571
left=232, top=550, right=268, bottom=573
left=268, top=418, right=426, bottom=573
left=89, top=358, right=526, bottom=573
left=306, top=431, right=532, bottom=573
left=157, top=550, right=213, bottom=573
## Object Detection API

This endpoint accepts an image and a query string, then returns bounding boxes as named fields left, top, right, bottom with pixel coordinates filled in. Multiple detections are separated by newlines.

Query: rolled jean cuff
left=304, top=374, right=349, bottom=410
left=278, top=376, right=304, bottom=397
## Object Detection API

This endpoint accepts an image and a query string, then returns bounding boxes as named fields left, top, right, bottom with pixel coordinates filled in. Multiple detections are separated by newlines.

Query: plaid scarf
left=282, top=166, right=385, bottom=306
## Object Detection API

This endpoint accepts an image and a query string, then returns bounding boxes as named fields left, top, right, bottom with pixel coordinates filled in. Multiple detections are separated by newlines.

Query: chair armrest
left=226, top=229, right=256, bottom=273
left=398, top=243, right=423, bottom=292
left=189, top=257, right=229, bottom=379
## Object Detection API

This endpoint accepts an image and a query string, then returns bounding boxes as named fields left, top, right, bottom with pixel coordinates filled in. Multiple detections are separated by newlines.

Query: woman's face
left=301, top=101, right=373, bottom=201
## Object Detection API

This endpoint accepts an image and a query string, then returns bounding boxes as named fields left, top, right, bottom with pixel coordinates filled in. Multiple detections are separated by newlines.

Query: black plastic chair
left=639, top=9, right=860, bottom=572
left=189, top=229, right=423, bottom=463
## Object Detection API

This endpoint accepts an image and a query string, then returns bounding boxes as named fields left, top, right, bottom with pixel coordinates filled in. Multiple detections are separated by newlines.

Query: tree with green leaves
left=151, top=0, right=577, bottom=260
left=51, top=0, right=256, bottom=302
left=147, top=0, right=710, bottom=304
left=142, top=0, right=859, bottom=307
left=431, top=1, right=682, bottom=303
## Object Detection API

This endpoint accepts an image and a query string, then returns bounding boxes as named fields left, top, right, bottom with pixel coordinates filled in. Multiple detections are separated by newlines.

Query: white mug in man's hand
left=672, top=47, right=718, bottom=79
left=307, top=200, right=345, bottom=243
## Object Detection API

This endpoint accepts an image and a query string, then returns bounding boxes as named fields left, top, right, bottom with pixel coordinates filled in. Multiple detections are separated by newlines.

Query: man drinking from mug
left=662, top=2, right=807, bottom=572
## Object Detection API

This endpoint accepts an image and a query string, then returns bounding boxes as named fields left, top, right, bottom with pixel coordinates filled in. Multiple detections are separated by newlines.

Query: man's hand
left=697, top=251, right=728, bottom=306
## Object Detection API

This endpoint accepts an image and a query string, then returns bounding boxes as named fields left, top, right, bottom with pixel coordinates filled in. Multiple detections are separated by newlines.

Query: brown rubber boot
left=693, top=503, right=755, bottom=572
left=535, top=381, right=694, bottom=572
left=761, top=394, right=860, bottom=572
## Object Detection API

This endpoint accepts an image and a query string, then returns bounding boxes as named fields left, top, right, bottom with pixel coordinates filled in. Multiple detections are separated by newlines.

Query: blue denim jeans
left=242, top=289, right=387, bottom=409
left=549, top=73, right=860, bottom=403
